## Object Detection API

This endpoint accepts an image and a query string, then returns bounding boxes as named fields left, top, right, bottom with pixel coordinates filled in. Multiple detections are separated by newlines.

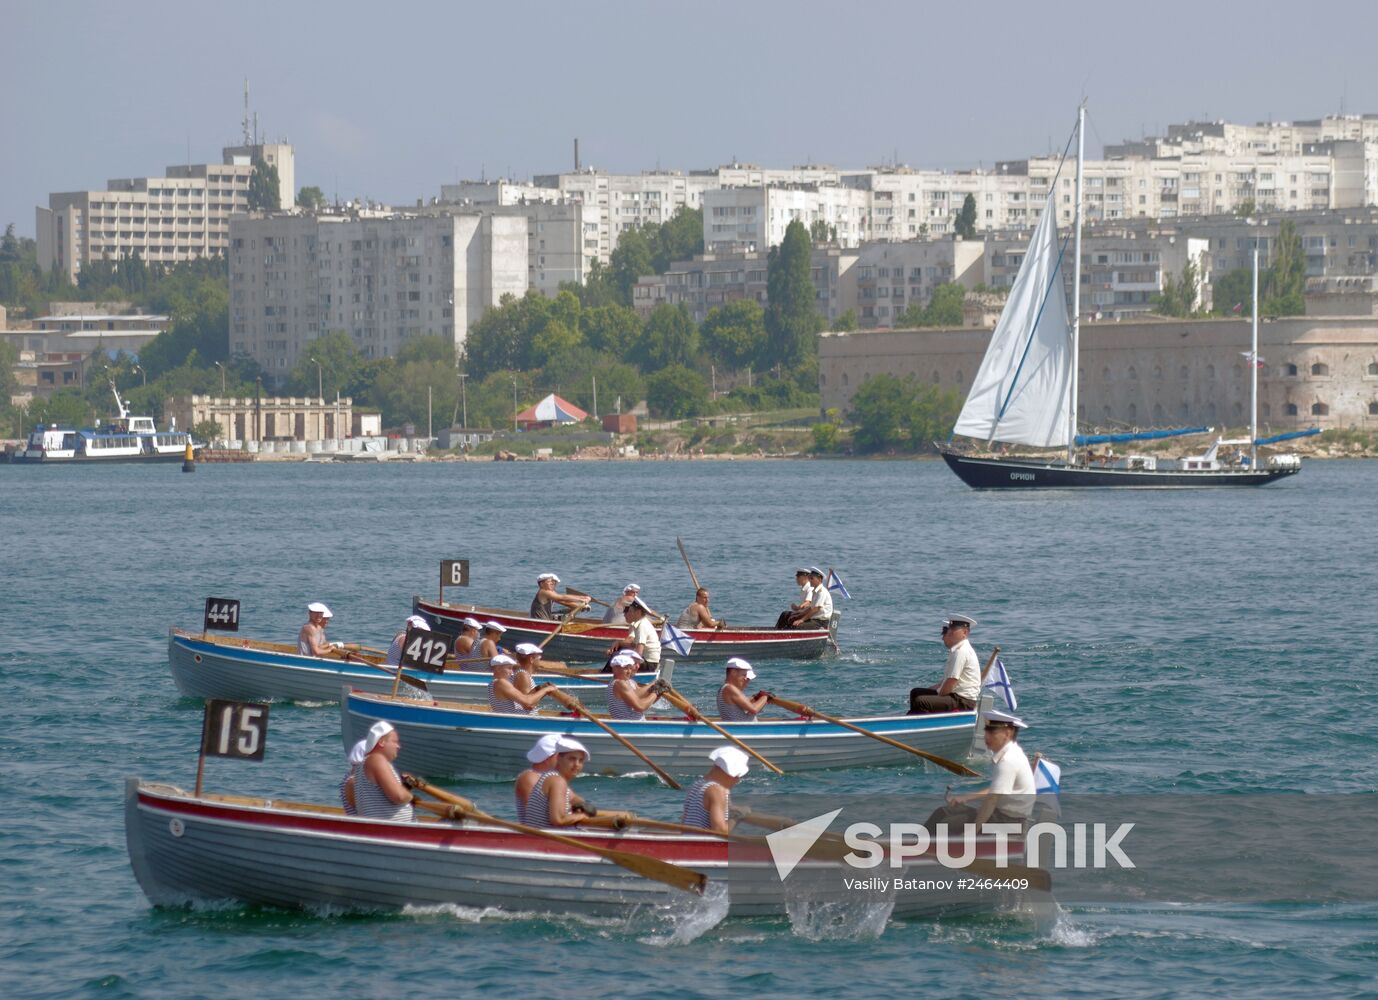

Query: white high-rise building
left=36, top=144, right=294, bottom=282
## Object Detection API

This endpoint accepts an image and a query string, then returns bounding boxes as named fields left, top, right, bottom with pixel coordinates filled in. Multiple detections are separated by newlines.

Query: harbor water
left=2, top=458, right=1376, bottom=998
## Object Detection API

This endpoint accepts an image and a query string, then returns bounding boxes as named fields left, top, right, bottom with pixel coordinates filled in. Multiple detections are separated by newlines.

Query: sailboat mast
left=1067, top=104, right=1085, bottom=464
left=1251, top=247, right=1259, bottom=468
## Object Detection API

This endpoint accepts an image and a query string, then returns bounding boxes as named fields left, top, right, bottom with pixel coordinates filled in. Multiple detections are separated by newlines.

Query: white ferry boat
left=12, top=382, right=197, bottom=464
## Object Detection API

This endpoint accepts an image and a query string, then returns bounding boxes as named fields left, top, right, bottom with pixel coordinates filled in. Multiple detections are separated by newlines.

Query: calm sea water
left=2, top=458, right=1376, bottom=998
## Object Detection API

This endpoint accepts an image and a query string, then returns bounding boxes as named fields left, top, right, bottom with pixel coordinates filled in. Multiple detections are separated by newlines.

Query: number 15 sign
left=195, top=699, right=269, bottom=795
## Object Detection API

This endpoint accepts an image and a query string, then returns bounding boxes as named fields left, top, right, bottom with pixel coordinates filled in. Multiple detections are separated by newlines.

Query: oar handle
left=547, top=688, right=682, bottom=789
left=663, top=686, right=785, bottom=776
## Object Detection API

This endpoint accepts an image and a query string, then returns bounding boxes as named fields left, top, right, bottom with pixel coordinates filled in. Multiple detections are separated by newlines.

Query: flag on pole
left=826, top=568, right=850, bottom=599
left=984, top=656, right=1017, bottom=710
left=1033, top=756, right=1061, bottom=818
left=661, top=622, right=694, bottom=657
left=1231, top=302, right=1244, bottom=314
left=1240, top=351, right=1265, bottom=369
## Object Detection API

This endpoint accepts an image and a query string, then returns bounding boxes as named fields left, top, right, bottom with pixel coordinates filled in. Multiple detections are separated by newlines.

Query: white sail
left=952, top=190, right=1073, bottom=448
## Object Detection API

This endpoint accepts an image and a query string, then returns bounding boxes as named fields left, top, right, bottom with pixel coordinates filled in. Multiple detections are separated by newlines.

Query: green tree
left=1152, top=260, right=1200, bottom=317
left=1235, top=198, right=1256, bottom=218
left=463, top=290, right=552, bottom=376
left=849, top=373, right=961, bottom=453
left=832, top=308, right=857, bottom=332
left=634, top=303, right=699, bottom=370
left=531, top=318, right=584, bottom=369
left=26, top=389, right=92, bottom=429
left=954, top=194, right=978, bottom=239
left=898, top=282, right=966, bottom=327
left=700, top=299, right=766, bottom=369
left=191, top=419, right=223, bottom=444
left=764, top=220, right=821, bottom=369
left=1212, top=267, right=1253, bottom=316
left=1264, top=220, right=1305, bottom=317
left=646, top=364, right=708, bottom=418
left=368, top=352, right=459, bottom=429
left=291, top=331, right=361, bottom=398
left=296, top=185, right=327, bottom=212
left=581, top=303, right=642, bottom=358
left=609, top=228, right=655, bottom=306
left=248, top=159, right=281, bottom=211
left=650, top=206, right=704, bottom=272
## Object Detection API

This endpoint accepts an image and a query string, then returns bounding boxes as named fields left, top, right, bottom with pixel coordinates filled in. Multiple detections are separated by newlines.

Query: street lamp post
left=133, top=364, right=146, bottom=387
left=212, top=361, right=225, bottom=394
left=457, top=372, right=468, bottom=430
left=308, top=357, right=323, bottom=401
left=512, top=379, right=518, bottom=432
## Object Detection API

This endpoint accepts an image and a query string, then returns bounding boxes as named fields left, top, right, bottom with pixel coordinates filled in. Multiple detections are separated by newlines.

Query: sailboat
left=941, top=106, right=1314, bottom=489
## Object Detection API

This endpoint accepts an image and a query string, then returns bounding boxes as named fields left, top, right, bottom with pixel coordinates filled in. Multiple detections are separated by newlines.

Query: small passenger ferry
left=12, top=382, right=198, bottom=464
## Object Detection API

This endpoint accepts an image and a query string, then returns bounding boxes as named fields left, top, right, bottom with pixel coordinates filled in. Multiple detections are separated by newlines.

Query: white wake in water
left=638, top=881, right=731, bottom=946
left=785, top=894, right=896, bottom=941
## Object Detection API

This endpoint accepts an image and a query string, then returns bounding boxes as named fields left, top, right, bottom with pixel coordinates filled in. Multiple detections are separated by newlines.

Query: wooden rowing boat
left=125, top=779, right=1037, bottom=919
left=412, top=596, right=839, bottom=662
left=340, top=689, right=977, bottom=778
left=167, top=629, right=653, bottom=703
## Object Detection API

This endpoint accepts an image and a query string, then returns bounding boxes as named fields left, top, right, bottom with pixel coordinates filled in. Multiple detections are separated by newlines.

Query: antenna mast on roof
left=242, top=78, right=251, bottom=146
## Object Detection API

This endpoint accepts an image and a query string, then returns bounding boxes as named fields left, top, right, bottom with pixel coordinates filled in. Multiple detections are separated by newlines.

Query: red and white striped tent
left=515, top=393, right=589, bottom=429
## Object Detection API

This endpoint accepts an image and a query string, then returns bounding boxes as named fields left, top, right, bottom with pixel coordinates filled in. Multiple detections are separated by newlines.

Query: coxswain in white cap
left=355, top=721, right=415, bottom=822
left=612, top=596, right=661, bottom=669
left=926, top=708, right=1034, bottom=832
left=718, top=658, right=768, bottom=722
left=789, top=567, right=833, bottom=629
left=777, top=568, right=814, bottom=629
left=532, top=572, right=590, bottom=622
left=682, top=745, right=751, bottom=834
left=909, top=613, right=981, bottom=715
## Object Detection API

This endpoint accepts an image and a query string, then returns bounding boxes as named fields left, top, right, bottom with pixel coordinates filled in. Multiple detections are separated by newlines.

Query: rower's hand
left=401, top=773, right=420, bottom=789
left=758, top=690, right=775, bottom=700
left=650, top=679, right=669, bottom=695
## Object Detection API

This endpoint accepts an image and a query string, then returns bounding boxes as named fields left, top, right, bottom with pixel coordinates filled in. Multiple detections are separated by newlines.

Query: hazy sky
left=5, top=0, right=1377, bottom=237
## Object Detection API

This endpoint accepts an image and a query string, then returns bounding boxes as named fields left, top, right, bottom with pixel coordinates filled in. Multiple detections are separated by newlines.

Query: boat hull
left=126, top=779, right=1031, bottom=919
left=942, top=451, right=1299, bottom=489
left=168, top=630, right=646, bottom=703
left=9, top=450, right=196, bottom=464
left=413, top=597, right=836, bottom=662
left=342, top=690, right=977, bottom=778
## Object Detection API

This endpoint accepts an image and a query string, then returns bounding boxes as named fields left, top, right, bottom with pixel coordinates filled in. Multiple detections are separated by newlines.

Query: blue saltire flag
left=1034, top=756, right=1061, bottom=795
left=826, top=568, right=850, bottom=599
left=661, top=622, right=694, bottom=657
left=984, top=656, right=1017, bottom=710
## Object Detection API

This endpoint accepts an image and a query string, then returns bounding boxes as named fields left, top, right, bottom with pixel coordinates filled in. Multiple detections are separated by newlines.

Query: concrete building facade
left=703, top=185, right=871, bottom=252
left=853, top=239, right=986, bottom=327
left=230, top=211, right=527, bottom=378
left=36, top=144, right=294, bottom=282
left=818, top=316, right=1378, bottom=432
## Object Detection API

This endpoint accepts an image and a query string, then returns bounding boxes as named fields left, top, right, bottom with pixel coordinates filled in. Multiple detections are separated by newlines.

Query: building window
left=1284, top=403, right=1298, bottom=416
left=932, top=370, right=940, bottom=384
left=1368, top=362, right=1378, bottom=376
left=1205, top=364, right=1216, bottom=379
left=1180, top=365, right=1190, bottom=380
left=1127, top=366, right=1137, bottom=380
left=1101, top=366, right=1112, bottom=381
left=1311, top=402, right=1329, bottom=416
left=1284, top=363, right=1298, bottom=376
left=1127, top=404, right=1137, bottom=421
left=1369, top=402, right=1378, bottom=415
left=1311, top=362, right=1329, bottom=376
left=841, top=373, right=848, bottom=387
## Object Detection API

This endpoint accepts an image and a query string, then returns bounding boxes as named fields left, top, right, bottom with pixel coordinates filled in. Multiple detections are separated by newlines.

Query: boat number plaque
left=441, top=559, right=469, bottom=587
left=400, top=625, right=449, bottom=674
left=203, top=597, right=241, bottom=632
left=201, top=700, right=269, bottom=760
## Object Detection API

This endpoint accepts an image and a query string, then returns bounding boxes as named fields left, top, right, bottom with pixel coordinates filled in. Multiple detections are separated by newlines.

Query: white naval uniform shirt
left=944, top=637, right=981, bottom=703
left=628, top=616, right=661, bottom=663
left=988, top=739, right=1036, bottom=819
left=808, top=582, right=833, bottom=621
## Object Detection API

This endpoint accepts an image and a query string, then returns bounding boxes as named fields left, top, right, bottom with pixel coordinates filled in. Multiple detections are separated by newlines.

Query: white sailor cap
left=347, top=737, right=368, bottom=764
left=490, top=653, right=518, bottom=668
left=609, top=652, right=637, bottom=670
left=363, top=720, right=395, bottom=753
left=942, top=614, right=977, bottom=629
left=983, top=708, right=1027, bottom=730
left=555, top=736, right=590, bottom=758
left=526, top=733, right=562, bottom=763
left=623, top=583, right=641, bottom=593
left=514, top=642, right=543, bottom=657
left=709, top=745, right=751, bottom=778
left=618, top=647, right=645, bottom=663
left=308, top=602, right=333, bottom=618
left=627, top=596, right=652, bottom=614
left=482, top=620, right=507, bottom=633
left=461, top=617, right=482, bottom=631
left=537, top=572, right=560, bottom=584
left=405, top=615, right=430, bottom=631
left=794, top=567, right=810, bottom=576
left=807, top=566, right=824, bottom=577
left=725, top=657, right=756, bottom=680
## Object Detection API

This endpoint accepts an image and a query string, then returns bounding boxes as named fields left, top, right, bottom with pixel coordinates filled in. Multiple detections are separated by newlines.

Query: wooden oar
left=321, top=646, right=429, bottom=693
left=407, top=779, right=705, bottom=894
left=566, top=586, right=613, bottom=610
left=676, top=536, right=703, bottom=591
left=765, top=694, right=980, bottom=778
left=539, top=605, right=587, bottom=651
left=659, top=685, right=785, bottom=776
left=545, top=688, right=681, bottom=790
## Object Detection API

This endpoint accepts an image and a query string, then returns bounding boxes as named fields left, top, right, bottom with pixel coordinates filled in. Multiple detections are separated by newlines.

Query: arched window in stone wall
left=1284, top=402, right=1298, bottom=416
left=1311, top=401, right=1329, bottom=416
left=842, top=372, right=848, bottom=386
left=1368, top=362, right=1378, bottom=376
left=1101, top=405, right=1112, bottom=420
left=1311, top=362, right=1329, bottom=376
left=1153, top=366, right=1163, bottom=380
left=931, top=370, right=940, bottom=384
left=1369, top=402, right=1378, bottom=415
left=1102, top=366, right=1112, bottom=381
left=820, top=373, right=827, bottom=387
left=1179, top=365, right=1190, bottom=380
left=1207, top=402, right=1217, bottom=419
left=1261, top=403, right=1271, bottom=417
left=1284, top=363, right=1298, bottom=376
left=1206, top=364, right=1216, bottom=379
left=1179, top=402, right=1190, bottom=419
left=1233, top=402, right=1242, bottom=419
left=954, top=370, right=963, bottom=383
left=1127, top=404, right=1137, bottom=421
left=1153, top=403, right=1165, bottom=420
left=1127, top=366, right=1138, bottom=380
left=1232, top=363, right=1243, bottom=379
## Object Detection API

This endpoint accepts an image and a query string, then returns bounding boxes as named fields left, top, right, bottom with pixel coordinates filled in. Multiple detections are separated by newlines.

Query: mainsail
left=952, top=190, right=1073, bottom=448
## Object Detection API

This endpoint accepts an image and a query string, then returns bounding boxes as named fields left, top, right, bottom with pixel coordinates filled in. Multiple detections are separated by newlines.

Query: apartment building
left=36, top=144, right=294, bottom=282
left=229, top=211, right=526, bottom=379
left=702, top=185, right=871, bottom=252
left=433, top=190, right=594, bottom=295
left=853, top=239, right=986, bottom=327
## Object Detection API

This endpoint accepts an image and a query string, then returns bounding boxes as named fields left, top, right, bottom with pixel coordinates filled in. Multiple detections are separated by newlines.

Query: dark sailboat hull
left=941, top=451, right=1299, bottom=489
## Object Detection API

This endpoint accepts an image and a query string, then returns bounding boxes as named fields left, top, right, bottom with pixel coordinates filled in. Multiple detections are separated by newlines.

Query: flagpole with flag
left=660, top=622, right=694, bottom=659
left=984, top=655, right=1017, bottom=711
left=825, top=568, right=850, bottom=599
